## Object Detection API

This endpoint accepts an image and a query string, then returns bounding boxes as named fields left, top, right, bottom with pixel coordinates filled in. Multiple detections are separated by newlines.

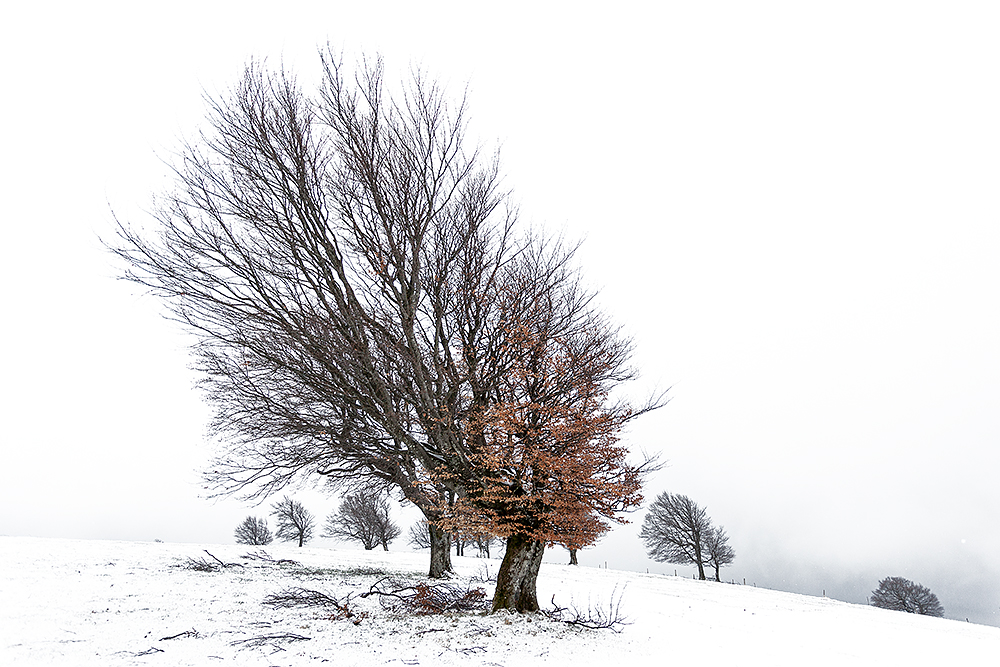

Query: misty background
left=1, top=1, right=997, bottom=625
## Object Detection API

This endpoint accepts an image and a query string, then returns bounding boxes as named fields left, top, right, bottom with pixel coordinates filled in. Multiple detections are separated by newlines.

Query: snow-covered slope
left=2, top=536, right=997, bottom=666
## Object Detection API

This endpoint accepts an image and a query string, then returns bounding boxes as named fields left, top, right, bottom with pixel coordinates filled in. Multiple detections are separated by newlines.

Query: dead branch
left=543, top=586, right=631, bottom=632
left=160, top=629, right=199, bottom=641
left=230, top=633, right=311, bottom=649
left=414, top=628, right=447, bottom=636
left=360, top=577, right=489, bottom=615
left=262, top=587, right=365, bottom=623
left=240, top=550, right=300, bottom=566
left=470, top=562, right=497, bottom=584
left=180, top=550, right=245, bottom=572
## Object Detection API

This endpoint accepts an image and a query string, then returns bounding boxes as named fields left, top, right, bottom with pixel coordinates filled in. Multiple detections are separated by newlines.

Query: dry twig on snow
left=359, top=577, right=490, bottom=615
left=240, top=550, right=300, bottom=566
left=230, top=633, right=311, bottom=649
left=543, top=586, right=631, bottom=632
left=262, top=587, right=365, bottom=623
left=180, top=550, right=245, bottom=572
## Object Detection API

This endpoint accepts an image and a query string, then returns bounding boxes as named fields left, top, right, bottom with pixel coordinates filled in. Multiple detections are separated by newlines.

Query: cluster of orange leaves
left=433, top=326, right=643, bottom=550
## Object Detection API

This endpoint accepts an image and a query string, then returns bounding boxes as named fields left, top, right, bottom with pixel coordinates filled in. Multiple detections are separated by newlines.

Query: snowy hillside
left=2, top=536, right=997, bottom=666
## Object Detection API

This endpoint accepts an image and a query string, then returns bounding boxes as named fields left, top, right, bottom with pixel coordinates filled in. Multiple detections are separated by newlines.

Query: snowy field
left=2, top=536, right=998, bottom=666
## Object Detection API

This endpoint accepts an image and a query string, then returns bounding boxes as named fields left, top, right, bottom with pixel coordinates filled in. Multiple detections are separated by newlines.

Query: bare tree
left=409, top=520, right=496, bottom=558
left=324, top=491, right=401, bottom=550
left=408, top=521, right=432, bottom=550
left=109, top=51, right=661, bottom=608
left=639, top=492, right=714, bottom=580
left=871, top=576, right=944, bottom=617
left=234, top=516, right=273, bottom=545
left=109, top=53, right=511, bottom=579
left=471, top=533, right=499, bottom=559
left=271, top=496, right=314, bottom=547
left=703, top=526, right=735, bottom=582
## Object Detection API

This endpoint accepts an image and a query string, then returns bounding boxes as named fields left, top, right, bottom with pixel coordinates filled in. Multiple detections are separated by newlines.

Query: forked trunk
left=492, top=534, right=545, bottom=612
left=428, top=522, right=454, bottom=578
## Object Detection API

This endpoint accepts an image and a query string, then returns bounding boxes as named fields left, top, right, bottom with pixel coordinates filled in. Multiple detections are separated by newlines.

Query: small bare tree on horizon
left=324, top=491, right=401, bottom=550
left=640, top=492, right=734, bottom=581
left=704, top=526, right=735, bottom=582
left=234, top=515, right=273, bottom=545
left=871, top=576, right=944, bottom=617
left=271, top=496, right=314, bottom=547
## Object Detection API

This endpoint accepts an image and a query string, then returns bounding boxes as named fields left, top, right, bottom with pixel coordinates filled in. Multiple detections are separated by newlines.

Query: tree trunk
left=694, top=542, right=706, bottom=580
left=568, top=548, right=578, bottom=565
left=492, top=534, right=545, bottom=612
left=382, top=540, right=389, bottom=552
left=428, top=523, right=453, bottom=578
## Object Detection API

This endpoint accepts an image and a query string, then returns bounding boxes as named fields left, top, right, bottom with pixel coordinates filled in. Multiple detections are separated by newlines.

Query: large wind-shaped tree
left=110, top=50, right=660, bottom=610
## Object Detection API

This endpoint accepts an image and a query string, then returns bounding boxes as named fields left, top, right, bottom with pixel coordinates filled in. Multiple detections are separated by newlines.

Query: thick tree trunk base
left=428, top=523, right=454, bottom=579
left=492, top=534, right=545, bottom=612
left=568, top=548, right=578, bottom=566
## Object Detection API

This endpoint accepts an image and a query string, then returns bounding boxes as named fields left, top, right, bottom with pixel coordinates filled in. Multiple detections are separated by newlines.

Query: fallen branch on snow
left=262, top=587, right=365, bottom=624
left=543, top=585, right=631, bottom=632
left=240, top=550, right=300, bottom=566
left=230, top=633, right=310, bottom=649
left=359, top=577, right=490, bottom=615
left=180, top=550, right=245, bottom=572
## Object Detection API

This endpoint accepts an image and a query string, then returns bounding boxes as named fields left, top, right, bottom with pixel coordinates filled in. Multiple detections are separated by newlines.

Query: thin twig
left=230, top=633, right=311, bottom=648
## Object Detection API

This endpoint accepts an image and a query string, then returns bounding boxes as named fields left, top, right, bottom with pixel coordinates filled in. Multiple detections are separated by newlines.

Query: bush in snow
left=871, top=576, right=944, bottom=617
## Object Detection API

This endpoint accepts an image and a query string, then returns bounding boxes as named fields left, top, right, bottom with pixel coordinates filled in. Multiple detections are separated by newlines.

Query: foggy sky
left=1, top=1, right=998, bottom=626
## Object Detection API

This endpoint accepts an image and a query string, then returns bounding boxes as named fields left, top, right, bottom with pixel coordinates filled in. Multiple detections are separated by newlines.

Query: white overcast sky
left=2, top=1, right=998, bottom=624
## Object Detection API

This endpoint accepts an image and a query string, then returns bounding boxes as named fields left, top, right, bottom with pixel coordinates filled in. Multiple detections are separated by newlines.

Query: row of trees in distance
left=237, top=490, right=946, bottom=620
left=235, top=493, right=396, bottom=550
left=235, top=492, right=499, bottom=556
left=239, top=489, right=737, bottom=578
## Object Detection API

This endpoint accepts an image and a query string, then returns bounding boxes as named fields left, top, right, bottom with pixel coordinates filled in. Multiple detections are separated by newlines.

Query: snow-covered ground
left=2, top=536, right=998, bottom=666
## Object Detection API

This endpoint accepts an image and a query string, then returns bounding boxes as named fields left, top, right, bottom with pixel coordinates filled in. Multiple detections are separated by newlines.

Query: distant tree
left=409, top=521, right=432, bottom=550
left=703, top=526, right=736, bottom=582
left=234, top=515, right=273, bottom=545
left=408, top=520, right=497, bottom=558
left=471, top=533, right=500, bottom=559
left=324, top=491, right=401, bottom=551
left=270, top=496, right=314, bottom=547
left=871, top=576, right=944, bottom=617
left=639, top=492, right=715, bottom=580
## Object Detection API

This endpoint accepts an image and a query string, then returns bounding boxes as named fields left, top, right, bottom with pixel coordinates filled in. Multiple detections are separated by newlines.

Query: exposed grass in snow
left=2, top=536, right=998, bottom=666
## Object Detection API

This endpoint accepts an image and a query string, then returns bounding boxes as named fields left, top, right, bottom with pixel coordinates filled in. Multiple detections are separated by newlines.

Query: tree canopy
left=110, top=50, right=661, bottom=610
left=640, top=492, right=733, bottom=581
left=871, top=576, right=944, bottom=617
